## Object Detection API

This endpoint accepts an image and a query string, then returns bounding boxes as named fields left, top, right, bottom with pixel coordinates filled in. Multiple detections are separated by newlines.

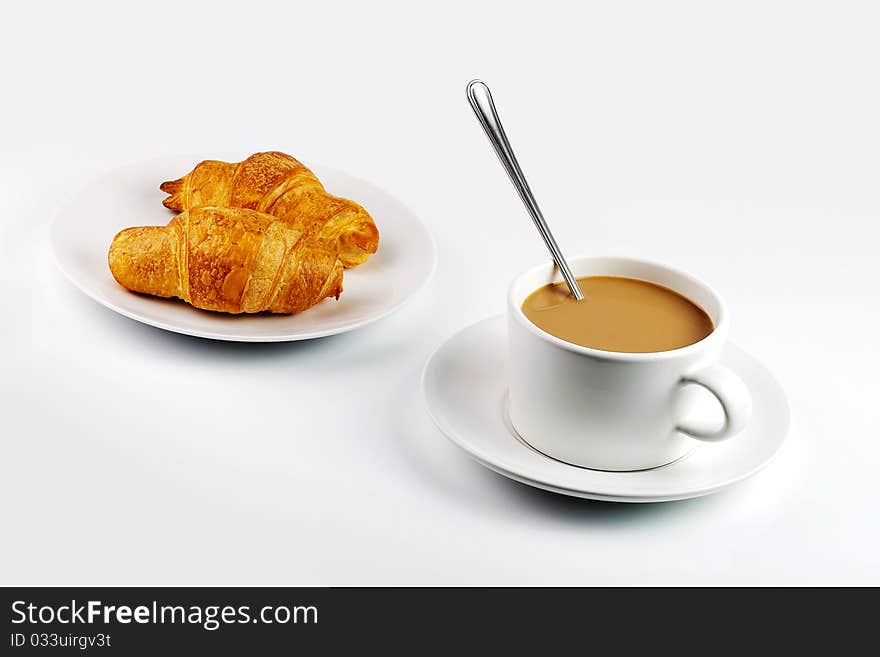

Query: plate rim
left=50, top=157, right=437, bottom=342
left=421, top=315, right=790, bottom=503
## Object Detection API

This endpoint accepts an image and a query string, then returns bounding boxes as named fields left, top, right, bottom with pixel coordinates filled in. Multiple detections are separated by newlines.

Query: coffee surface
left=521, top=276, right=713, bottom=353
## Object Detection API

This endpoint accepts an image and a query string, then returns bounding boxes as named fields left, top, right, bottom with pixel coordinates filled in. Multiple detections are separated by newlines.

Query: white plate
left=51, top=154, right=436, bottom=341
left=422, top=316, right=790, bottom=503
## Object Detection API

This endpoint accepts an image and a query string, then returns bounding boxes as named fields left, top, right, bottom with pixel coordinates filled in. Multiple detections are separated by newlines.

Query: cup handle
left=676, top=364, right=752, bottom=442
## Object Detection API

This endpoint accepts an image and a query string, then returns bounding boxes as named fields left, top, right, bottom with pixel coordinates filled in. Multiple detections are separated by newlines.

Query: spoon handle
left=466, top=80, right=584, bottom=300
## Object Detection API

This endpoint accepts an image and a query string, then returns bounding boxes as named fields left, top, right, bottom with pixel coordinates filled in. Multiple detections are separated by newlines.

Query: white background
left=1, top=0, right=878, bottom=584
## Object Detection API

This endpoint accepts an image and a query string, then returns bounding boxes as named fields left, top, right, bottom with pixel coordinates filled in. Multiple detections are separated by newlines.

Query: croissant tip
left=162, top=195, right=183, bottom=211
left=160, top=178, right=183, bottom=194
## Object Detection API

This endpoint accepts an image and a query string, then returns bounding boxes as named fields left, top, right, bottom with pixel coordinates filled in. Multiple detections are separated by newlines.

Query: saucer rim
left=421, top=315, right=790, bottom=503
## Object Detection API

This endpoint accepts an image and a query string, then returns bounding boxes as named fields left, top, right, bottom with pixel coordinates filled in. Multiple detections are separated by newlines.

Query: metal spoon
left=466, top=79, right=584, bottom=300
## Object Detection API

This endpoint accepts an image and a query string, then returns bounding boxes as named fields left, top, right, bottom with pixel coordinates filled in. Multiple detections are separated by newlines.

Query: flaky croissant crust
left=160, top=152, right=379, bottom=268
left=108, top=206, right=343, bottom=314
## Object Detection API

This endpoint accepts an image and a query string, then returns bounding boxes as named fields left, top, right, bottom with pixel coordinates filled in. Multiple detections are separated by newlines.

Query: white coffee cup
left=507, top=255, right=752, bottom=471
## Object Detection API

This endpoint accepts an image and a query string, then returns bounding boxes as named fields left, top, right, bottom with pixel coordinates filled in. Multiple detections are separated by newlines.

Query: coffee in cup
left=521, top=276, right=713, bottom=353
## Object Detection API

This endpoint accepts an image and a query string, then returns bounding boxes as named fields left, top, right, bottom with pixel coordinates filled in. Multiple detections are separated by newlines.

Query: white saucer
left=51, top=153, right=436, bottom=342
left=422, top=316, right=790, bottom=503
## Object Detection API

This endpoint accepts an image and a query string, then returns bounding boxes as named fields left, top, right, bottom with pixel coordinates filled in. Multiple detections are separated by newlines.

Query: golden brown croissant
left=108, top=206, right=343, bottom=314
left=160, top=152, right=379, bottom=268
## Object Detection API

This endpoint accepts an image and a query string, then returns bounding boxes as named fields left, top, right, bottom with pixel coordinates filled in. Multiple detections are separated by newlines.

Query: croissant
left=160, top=151, right=379, bottom=268
left=108, top=206, right=343, bottom=314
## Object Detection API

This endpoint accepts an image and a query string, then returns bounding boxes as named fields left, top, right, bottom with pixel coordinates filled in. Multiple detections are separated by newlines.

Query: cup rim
left=507, top=254, right=728, bottom=362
